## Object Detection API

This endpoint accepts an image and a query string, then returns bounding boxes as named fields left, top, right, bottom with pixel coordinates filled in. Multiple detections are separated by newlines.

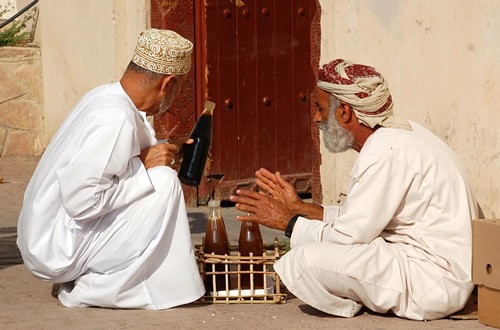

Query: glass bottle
left=203, top=199, right=230, bottom=293
left=238, top=220, right=264, bottom=289
left=178, top=101, right=215, bottom=186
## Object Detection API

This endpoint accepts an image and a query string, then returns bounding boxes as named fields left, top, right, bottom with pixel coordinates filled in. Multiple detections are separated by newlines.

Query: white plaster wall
left=318, top=0, right=499, bottom=218
left=38, top=0, right=148, bottom=142
left=0, top=0, right=16, bottom=17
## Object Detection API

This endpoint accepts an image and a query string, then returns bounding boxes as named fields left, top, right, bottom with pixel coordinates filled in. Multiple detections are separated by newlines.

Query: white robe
left=17, top=82, right=205, bottom=309
left=274, top=121, right=478, bottom=320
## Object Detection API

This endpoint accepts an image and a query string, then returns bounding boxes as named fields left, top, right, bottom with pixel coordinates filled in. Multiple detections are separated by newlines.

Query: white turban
left=317, top=59, right=411, bottom=130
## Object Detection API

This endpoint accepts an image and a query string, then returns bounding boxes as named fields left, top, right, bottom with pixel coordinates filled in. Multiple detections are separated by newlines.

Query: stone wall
left=0, top=46, right=44, bottom=157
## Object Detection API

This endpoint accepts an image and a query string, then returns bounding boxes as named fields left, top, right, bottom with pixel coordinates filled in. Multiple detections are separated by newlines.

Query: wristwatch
left=285, top=214, right=301, bottom=238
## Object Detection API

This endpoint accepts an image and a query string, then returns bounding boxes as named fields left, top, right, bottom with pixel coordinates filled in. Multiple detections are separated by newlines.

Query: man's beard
left=317, top=100, right=354, bottom=153
left=157, top=92, right=175, bottom=116
left=158, top=99, right=169, bottom=116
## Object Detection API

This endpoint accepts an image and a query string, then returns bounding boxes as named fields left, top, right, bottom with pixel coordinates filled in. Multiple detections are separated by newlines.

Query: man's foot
left=51, top=283, right=60, bottom=298
left=51, top=281, right=75, bottom=298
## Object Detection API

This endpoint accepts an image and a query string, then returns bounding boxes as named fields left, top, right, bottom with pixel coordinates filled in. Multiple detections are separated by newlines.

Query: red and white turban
left=317, top=59, right=410, bottom=130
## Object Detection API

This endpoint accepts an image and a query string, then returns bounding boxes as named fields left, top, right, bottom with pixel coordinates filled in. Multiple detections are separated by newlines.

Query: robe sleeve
left=291, top=154, right=413, bottom=246
left=322, top=205, right=340, bottom=224
left=56, top=115, right=154, bottom=221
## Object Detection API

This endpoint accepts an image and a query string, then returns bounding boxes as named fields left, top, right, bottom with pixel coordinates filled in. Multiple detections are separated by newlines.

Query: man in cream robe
left=231, top=59, right=479, bottom=320
left=17, top=29, right=205, bottom=309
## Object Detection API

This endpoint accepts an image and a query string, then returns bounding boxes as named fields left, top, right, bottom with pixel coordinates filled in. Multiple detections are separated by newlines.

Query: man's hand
left=230, top=189, right=294, bottom=231
left=139, top=138, right=193, bottom=170
left=255, top=168, right=304, bottom=214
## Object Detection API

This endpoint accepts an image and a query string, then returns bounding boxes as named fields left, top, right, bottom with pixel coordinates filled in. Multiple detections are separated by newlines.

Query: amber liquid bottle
left=204, top=199, right=231, bottom=293
left=239, top=220, right=264, bottom=289
left=178, top=101, right=215, bottom=186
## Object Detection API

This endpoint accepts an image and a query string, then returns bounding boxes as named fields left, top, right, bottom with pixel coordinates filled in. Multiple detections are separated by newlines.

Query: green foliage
left=0, top=6, right=34, bottom=47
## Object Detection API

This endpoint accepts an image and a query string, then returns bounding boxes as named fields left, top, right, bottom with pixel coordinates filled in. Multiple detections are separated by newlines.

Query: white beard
left=157, top=101, right=168, bottom=116
left=157, top=93, right=175, bottom=116
left=317, top=101, right=354, bottom=153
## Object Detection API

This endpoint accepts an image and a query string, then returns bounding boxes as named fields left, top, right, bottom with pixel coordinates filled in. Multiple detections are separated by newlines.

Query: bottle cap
left=208, top=199, right=221, bottom=207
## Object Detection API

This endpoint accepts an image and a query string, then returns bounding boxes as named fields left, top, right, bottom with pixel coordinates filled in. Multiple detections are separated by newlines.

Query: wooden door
left=152, top=0, right=320, bottom=206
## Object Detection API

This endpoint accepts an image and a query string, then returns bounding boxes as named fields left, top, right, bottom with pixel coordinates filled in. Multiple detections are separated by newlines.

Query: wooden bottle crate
left=195, top=237, right=288, bottom=304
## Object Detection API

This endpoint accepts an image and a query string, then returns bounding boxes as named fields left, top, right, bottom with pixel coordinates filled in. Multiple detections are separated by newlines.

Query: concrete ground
left=0, top=157, right=487, bottom=329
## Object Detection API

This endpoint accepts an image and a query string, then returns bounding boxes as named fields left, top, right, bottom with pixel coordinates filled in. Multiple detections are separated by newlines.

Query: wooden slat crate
left=195, top=238, right=288, bottom=304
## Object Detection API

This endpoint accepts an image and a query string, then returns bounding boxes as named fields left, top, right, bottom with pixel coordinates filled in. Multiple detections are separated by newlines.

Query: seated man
left=17, top=29, right=205, bottom=309
left=230, top=59, right=478, bottom=320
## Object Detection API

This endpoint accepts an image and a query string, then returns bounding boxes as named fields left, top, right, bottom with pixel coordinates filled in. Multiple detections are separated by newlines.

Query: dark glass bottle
left=204, top=199, right=230, bottom=293
left=239, top=220, right=264, bottom=289
left=178, top=101, right=215, bottom=186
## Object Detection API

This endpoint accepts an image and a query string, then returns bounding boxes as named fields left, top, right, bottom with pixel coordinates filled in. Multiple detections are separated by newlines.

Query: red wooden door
left=152, top=0, right=320, bottom=206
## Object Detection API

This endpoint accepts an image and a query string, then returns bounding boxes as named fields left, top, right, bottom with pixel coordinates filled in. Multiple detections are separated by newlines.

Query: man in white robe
left=230, top=59, right=479, bottom=320
left=17, top=29, right=205, bottom=309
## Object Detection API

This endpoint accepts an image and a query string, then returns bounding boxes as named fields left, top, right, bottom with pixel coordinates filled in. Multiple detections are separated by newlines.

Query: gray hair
left=329, top=95, right=342, bottom=113
left=125, top=61, right=168, bottom=88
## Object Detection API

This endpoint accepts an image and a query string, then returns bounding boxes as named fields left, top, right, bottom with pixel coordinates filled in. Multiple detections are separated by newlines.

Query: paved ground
left=0, top=157, right=487, bottom=329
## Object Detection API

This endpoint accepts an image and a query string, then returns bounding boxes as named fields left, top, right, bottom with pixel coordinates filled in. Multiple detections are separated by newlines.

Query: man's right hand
left=255, top=168, right=304, bottom=214
left=139, top=138, right=193, bottom=170
left=230, top=189, right=294, bottom=231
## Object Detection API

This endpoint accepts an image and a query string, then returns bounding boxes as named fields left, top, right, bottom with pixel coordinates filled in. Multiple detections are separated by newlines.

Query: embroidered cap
left=132, top=28, right=193, bottom=75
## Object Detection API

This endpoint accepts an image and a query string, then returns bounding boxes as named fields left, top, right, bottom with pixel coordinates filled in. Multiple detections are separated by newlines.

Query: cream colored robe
left=17, top=82, right=204, bottom=309
left=275, top=121, right=478, bottom=320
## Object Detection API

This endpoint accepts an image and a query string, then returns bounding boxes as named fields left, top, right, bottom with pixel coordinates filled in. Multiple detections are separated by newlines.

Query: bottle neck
left=241, top=220, right=259, bottom=228
left=209, top=206, right=222, bottom=219
left=240, top=221, right=262, bottom=237
left=202, top=107, right=214, bottom=116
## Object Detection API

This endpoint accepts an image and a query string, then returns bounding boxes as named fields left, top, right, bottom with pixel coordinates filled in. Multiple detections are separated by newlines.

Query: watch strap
left=285, top=214, right=301, bottom=238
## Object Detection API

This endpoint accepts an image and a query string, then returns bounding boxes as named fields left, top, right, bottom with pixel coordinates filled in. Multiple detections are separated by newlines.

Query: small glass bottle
left=239, top=220, right=264, bottom=289
left=204, top=199, right=230, bottom=293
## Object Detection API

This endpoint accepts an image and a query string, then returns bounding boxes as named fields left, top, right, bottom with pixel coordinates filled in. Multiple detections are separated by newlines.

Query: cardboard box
left=473, top=219, right=500, bottom=328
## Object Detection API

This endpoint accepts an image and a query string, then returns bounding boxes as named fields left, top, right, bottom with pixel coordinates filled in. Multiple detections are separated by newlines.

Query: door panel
left=274, top=3, right=294, bottom=175
left=292, top=0, right=314, bottom=174
left=256, top=0, right=276, bottom=173
left=236, top=2, right=258, bottom=180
